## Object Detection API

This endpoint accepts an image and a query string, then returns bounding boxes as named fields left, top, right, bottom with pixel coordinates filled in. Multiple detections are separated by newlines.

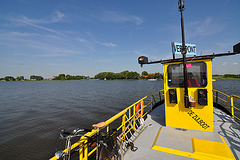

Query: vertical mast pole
left=179, top=0, right=189, bottom=108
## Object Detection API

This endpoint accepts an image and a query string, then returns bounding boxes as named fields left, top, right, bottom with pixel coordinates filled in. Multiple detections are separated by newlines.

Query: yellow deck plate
left=192, top=137, right=235, bottom=159
left=151, top=127, right=235, bottom=160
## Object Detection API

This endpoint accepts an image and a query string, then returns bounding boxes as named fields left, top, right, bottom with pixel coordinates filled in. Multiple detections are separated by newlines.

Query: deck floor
left=124, top=105, right=240, bottom=160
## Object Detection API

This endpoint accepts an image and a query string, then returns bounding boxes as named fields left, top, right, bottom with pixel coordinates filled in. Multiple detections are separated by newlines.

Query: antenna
left=179, top=0, right=189, bottom=108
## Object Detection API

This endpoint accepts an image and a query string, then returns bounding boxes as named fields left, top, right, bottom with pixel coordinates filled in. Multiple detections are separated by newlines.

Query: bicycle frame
left=55, top=129, right=89, bottom=160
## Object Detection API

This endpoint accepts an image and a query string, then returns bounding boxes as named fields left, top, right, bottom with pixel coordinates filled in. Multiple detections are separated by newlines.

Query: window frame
left=167, top=61, right=207, bottom=88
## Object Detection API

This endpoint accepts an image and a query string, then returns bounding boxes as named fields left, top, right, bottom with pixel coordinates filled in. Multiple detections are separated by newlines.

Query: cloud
left=233, top=62, right=238, bottom=65
left=51, top=11, right=65, bottom=23
left=186, top=17, right=224, bottom=38
left=99, top=10, right=143, bottom=26
left=19, top=11, right=65, bottom=24
left=85, top=32, right=117, bottom=48
left=17, top=18, right=63, bottom=35
left=11, top=11, right=65, bottom=35
left=77, top=37, right=95, bottom=51
left=77, top=36, right=117, bottom=51
left=0, top=30, right=84, bottom=57
left=94, top=40, right=117, bottom=47
left=33, top=49, right=82, bottom=57
left=103, top=42, right=117, bottom=47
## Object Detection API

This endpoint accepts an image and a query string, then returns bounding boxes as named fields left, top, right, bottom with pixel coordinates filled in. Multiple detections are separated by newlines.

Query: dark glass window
left=167, top=62, right=207, bottom=88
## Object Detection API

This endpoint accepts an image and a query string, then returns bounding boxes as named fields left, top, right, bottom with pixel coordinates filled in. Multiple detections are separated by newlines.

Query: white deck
left=124, top=105, right=240, bottom=160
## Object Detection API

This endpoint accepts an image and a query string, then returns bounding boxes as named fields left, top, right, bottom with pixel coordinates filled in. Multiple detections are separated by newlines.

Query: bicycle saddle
left=92, top=121, right=106, bottom=128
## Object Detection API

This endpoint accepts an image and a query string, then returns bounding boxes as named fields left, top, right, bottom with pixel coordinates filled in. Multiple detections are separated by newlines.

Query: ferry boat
left=50, top=1, right=240, bottom=160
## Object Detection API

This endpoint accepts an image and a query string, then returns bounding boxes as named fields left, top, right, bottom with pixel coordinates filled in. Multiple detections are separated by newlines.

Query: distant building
left=139, top=73, right=155, bottom=78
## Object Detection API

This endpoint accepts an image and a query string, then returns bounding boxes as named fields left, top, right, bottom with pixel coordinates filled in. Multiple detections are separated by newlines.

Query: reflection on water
left=0, top=79, right=239, bottom=159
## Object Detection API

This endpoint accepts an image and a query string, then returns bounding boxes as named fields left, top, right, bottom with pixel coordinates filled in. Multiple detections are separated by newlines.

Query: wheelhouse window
left=167, top=62, right=207, bottom=87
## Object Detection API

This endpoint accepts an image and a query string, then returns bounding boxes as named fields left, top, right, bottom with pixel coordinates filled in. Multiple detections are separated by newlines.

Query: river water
left=0, top=79, right=239, bottom=160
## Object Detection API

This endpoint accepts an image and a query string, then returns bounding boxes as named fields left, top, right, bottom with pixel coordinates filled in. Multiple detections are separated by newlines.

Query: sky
left=0, top=0, right=239, bottom=79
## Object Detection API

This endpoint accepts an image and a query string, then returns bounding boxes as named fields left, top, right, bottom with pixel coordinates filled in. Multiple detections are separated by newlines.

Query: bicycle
left=55, top=128, right=92, bottom=160
left=93, top=122, right=120, bottom=160
left=55, top=122, right=122, bottom=160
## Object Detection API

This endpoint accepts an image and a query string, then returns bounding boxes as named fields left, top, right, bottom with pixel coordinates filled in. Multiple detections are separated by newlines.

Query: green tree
left=95, top=72, right=105, bottom=80
left=148, top=75, right=155, bottom=79
left=120, top=70, right=130, bottom=79
left=128, top=71, right=139, bottom=79
left=66, top=75, right=73, bottom=80
left=36, top=76, right=43, bottom=81
left=105, top=72, right=116, bottom=80
left=142, top=71, right=148, bottom=76
left=16, top=76, right=24, bottom=81
left=154, top=72, right=163, bottom=79
left=5, top=76, right=16, bottom=81
left=53, top=74, right=66, bottom=80
left=30, top=75, right=43, bottom=81
left=58, top=74, right=66, bottom=80
left=30, top=75, right=36, bottom=80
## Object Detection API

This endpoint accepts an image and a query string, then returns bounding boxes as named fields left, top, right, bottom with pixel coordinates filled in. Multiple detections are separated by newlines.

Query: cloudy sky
left=0, top=0, right=239, bottom=78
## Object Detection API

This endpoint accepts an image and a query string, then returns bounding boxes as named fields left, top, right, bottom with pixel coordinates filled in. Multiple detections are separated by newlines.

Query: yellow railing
left=50, top=89, right=164, bottom=160
left=213, top=89, right=240, bottom=121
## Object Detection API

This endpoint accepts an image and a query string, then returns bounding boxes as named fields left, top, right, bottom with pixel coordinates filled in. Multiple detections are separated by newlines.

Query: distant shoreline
left=212, top=77, right=240, bottom=79
left=2, top=78, right=240, bottom=82
left=0, top=79, right=165, bottom=82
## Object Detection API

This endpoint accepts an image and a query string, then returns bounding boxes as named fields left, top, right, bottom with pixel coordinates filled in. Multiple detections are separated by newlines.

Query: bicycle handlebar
left=73, top=128, right=92, bottom=134
left=59, top=128, right=92, bottom=139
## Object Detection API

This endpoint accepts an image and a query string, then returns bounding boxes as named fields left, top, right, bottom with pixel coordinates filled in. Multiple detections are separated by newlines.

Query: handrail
left=213, top=89, right=240, bottom=121
left=50, top=89, right=164, bottom=160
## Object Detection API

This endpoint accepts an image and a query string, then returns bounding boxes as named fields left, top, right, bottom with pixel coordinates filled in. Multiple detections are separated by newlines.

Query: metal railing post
left=129, top=108, right=131, bottom=120
left=122, top=115, right=126, bottom=140
left=133, top=104, right=136, bottom=130
left=151, top=96, right=153, bottom=111
left=160, top=91, right=162, bottom=102
left=231, top=97, right=234, bottom=119
left=79, top=143, right=84, bottom=160
left=84, top=140, right=88, bottom=160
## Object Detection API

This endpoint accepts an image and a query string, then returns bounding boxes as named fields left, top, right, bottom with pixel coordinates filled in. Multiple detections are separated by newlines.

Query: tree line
left=52, top=71, right=162, bottom=80
left=1, top=72, right=239, bottom=82
left=94, top=71, right=139, bottom=80
left=94, top=70, right=163, bottom=80
left=53, top=74, right=90, bottom=80
left=0, top=71, right=163, bottom=81
left=0, top=75, right=43, bottom=81
left=213, top=74, right=240, bottom=79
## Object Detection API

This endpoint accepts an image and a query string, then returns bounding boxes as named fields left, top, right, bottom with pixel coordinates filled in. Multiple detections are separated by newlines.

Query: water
left=212, top=79, right=240, bottom=96
left=0, top=79, right=239, bottom=160
left=0, top=80, right=163, bottom=160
